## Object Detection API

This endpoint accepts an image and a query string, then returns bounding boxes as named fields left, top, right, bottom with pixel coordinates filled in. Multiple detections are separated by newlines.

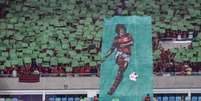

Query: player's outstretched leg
left=107, top=61, right=128, bottom=95
left=107, top=69, right=123, bottom=95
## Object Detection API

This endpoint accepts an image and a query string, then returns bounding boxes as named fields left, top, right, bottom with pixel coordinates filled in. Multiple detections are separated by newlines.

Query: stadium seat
left=49, top=97, right=54, bottom=101
left=67, top=97, right=73, bottom=101
left=163, top=96, right=168, bottom=101
left=5, top=98, right=12, bottom=101
left=175, top=96, right=181, bottom=101
left=198, top=96, right=201, bottom=101
left=169, top=96, right=175, bottom=101
left=12, top=98, right=18, bottom=101
left=0, top=98, right=5, bottom=101
left=55, top=97, right=61, bottom=101
left=61, top=97, right=67, bottom=101
left=192, top=96, right=198, bottom=101
left=185, top=96, right=189, bottom=101
left=74, top=97, right=80, bottom=101
left=0, top=0, right=200, bottom=76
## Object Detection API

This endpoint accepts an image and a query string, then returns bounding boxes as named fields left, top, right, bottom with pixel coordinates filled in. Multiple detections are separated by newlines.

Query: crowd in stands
left=159, top=30, right=198, bottom=41
left=1, top=0, right=201, bottom=78
left=153, top=36, right=160, bottom=50
left=0, top=0, right=9, bottom=18
left=2, top=47, right=201, bottom=77
left=2, top=48, right=201, bottom=77
left=0, top=95, right=99, bottom=101
left=154, top=48, right=201, bottom=76
left=144, top=94, right=151, bottom=101
left=0, top=61, right=99, bottom=77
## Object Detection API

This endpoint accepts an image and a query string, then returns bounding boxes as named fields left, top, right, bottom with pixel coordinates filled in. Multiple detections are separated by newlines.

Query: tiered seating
left=151, top=0, right=201, bottom=74
left=126, top=0, right=200, bottom=33
left=154, top=48, right=201, bottom=75
left=0, top=0, right=109, bottom=72
left=155, top=95, right=187, bottom=101
left=158, top=32, right=201, bottom=63
left=0, top=98, right=22, bottom=101
left=48, top=96, right=93, bottom=101
left=0, top=0, right=200, bottom=74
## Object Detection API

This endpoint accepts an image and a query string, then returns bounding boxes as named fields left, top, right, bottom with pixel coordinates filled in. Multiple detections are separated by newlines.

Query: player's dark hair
left=115, top=24, right=126, bottom=34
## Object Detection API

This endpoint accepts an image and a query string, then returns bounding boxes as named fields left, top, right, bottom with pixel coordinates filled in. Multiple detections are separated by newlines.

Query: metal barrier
left=154, top=72, right=201, bottom=76
left=1, top=72, right=201, bottom=78
left=0, top=73, right=98, bottom=77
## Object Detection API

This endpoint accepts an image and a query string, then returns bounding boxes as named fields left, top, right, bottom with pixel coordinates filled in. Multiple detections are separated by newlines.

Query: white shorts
left=115, top=51, right=130, bottom=62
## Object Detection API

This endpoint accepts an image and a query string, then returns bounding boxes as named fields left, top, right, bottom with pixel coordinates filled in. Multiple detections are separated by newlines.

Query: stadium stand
left=0, top=0, right=200, bottom=100
left=0, top=0, right=200, bottom=77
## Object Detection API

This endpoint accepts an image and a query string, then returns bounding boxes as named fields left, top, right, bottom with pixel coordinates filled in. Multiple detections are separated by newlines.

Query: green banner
left=100, top=16, right=153, bottom=101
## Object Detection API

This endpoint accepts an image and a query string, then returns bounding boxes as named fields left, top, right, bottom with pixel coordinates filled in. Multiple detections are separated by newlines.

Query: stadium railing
left=154, top=72, right=201, bottom=76
left=0, top=73, right=98, bottom=77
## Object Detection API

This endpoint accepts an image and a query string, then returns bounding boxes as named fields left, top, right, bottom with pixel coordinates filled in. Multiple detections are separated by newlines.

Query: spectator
left=0, top=0, right=9, bottom=18
left=33, top=69, right=40, bottom=75
left=144, top=94, right=151, bottom=101
left=169, top=62, right=176, bottom=75
left=198, top=67, right=201, bottom=75
left=153, top=97, right=157, bottom=101
left=184, top=65, right=192, bottom=75
left=12, top=67, right=17, bottom=77
left=121, top=0, right=129, bottom=8
left=58, top=66, right=65, bottom=74
left=4, top=0, right=10, bottom=6
left=115, top=3, right=124, bottom=15
left=177, top=32, right=182, bottom=40
left=31, top=59, right=38, bottom=70
left=18, top=66, right=24, bottom=75
left=153, top=36, right=160, bottom=50
left=93, top=96, right=98, bottom=101
left=0, top=7, right=5, bottom=18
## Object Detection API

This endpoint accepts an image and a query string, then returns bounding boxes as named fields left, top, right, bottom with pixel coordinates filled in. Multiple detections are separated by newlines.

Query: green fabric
left=100, top=16, right=153, bottom=101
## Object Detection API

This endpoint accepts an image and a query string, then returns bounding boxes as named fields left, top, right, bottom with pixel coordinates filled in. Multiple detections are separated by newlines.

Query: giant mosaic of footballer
left=100, top=16, right=153, bottom=101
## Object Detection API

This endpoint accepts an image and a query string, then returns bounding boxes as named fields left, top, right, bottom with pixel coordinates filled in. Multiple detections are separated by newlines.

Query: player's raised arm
left=103, top=38, right=117, bottom=59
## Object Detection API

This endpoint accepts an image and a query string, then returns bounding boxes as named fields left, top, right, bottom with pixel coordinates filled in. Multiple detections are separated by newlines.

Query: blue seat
left=0, top=98, right=5, bottom=101
left=61, top=97, right=67, bottom=101
left=185, top=96, right=189, bottom=101
left=157, top=96, right=162, bottom=101
left=176, top=96, right=181, bottom=101
left=198, top=96, right=201, bottom=101
left=169, top=96, right=175, bottom=101
left=55, top=97, right=61, bottom=101
left=49, top=97, right=55, bottom=101
left=88, top=97, right=93, bottom=101
left=12, top=98, right=18, bottom=101
left=192, top=96, right=198, bottom=101
left=67, top=97, right=73, bottom=101
left=74, top=97, right=80, bottom=101
left=163, top=96, right=168, bottom=101
left=5, top=98, right=12, bottom=101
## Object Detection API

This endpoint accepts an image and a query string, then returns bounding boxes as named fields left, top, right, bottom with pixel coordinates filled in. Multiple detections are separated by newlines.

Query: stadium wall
left=0, top=76, right=201, bottom=90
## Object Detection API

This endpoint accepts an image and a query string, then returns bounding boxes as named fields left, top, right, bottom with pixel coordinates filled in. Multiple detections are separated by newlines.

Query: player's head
left=116, top=24, right=126, bottom=35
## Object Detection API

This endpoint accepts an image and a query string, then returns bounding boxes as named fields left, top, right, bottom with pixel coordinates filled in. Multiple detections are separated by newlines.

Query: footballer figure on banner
left=103, top=24, right=134, bottom=95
